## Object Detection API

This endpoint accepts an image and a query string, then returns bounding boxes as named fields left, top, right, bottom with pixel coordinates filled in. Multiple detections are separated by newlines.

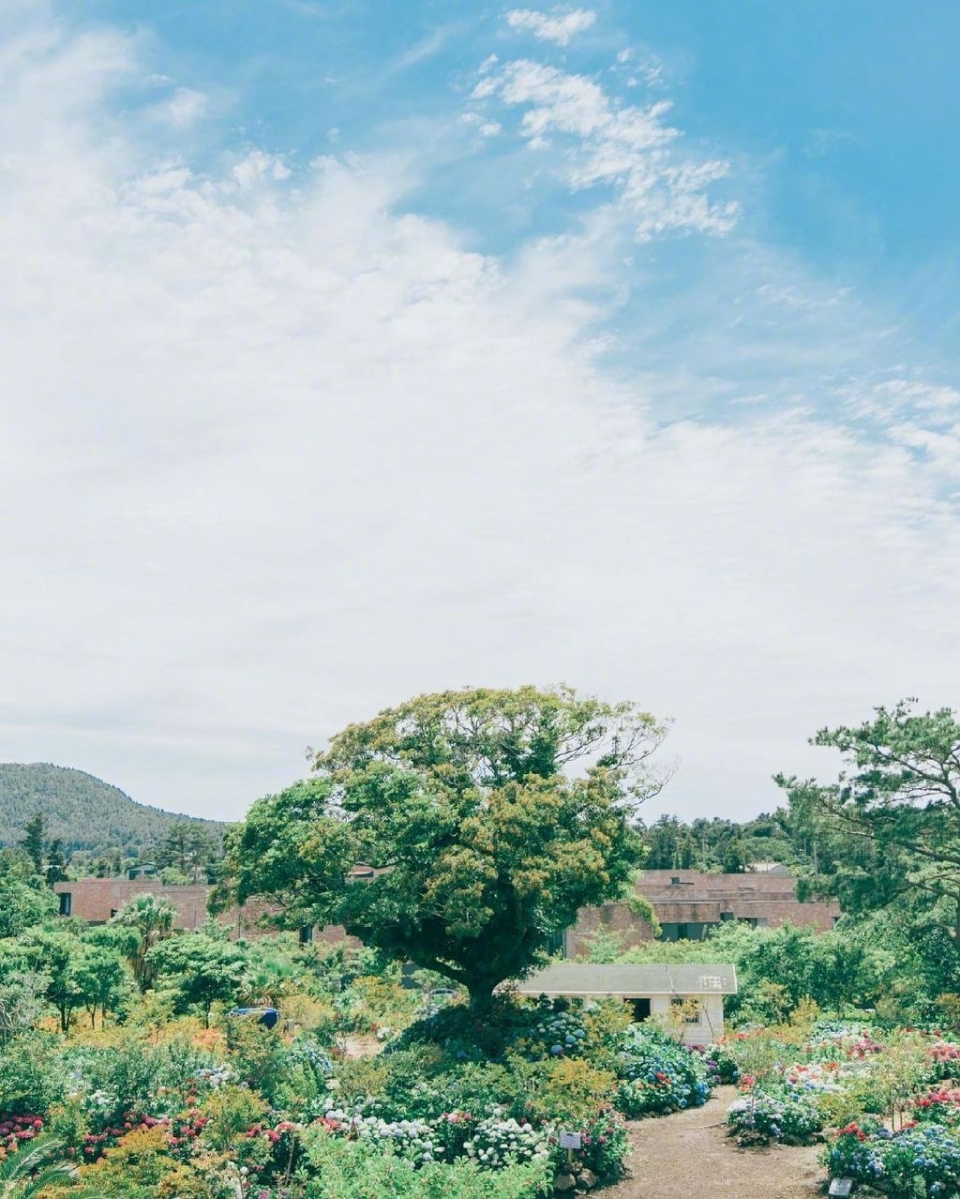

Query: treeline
left=637, top=810, right=800, bottom=873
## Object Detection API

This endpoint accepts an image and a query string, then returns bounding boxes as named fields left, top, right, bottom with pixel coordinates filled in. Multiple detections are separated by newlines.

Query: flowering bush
left=826, top=1122, right=960, bottom=1197
left=726, top=1086, right=822, bottom=1145
left=615, top=1027, right=711, bottom=1116
left=79, top=1111, right=168, bottom=1162
left=513, top=1008, right=588, bottom=1062
left=930, top=1042, right=960, bottom=1083
left=695, top=1044, right=740, bottom=1085
left=914, top=1091, right=960, bottom=1128
left=463, top=1113, right=550, bottom=1170
left=352, top=1114, right=449, bottom=1166
left=547, top=1106, right=631, bottom=1184
left=0, top=1114, right=44, bottom=1161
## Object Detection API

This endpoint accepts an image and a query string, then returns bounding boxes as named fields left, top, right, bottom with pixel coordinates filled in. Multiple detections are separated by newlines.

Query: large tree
left=776, top=699, right=960, bottom=939
left=218, top=686, right=668, bottom=1010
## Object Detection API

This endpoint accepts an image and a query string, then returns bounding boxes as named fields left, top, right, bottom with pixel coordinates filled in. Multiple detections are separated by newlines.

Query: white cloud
left=232, top=149, right=293, bottom=188
left=2, top=10, right=959, bottom=828
left=506, top=8, right=597, bottom=46
left=473, top=59, right=738, bottom=239
left=154, top=86, right=208, bottom=128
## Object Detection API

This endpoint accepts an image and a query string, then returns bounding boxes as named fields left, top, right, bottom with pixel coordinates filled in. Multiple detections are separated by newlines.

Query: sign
left=559, top=1132, right=582, bottom=1150
left=828, top=1180, right=853, bottom=1197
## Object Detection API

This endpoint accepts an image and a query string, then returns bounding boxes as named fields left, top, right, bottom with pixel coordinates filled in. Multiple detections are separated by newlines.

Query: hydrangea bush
left=726, top=1087, right=822, bottom=1145
left=826, top=1122, right=960, bottom=1198
left=615, top=1026, right=711, bottom=1117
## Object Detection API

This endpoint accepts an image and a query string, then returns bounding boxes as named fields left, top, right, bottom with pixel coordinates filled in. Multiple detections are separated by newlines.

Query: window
left=298, top=925, right=313, bottom=944
left=671, top=997, right=701, bottom=1024
left=670, top=876, right=681, bottom=885
left=58, top=892, right=72, bottom=916
left=630, top=998, right=651, bottom=1021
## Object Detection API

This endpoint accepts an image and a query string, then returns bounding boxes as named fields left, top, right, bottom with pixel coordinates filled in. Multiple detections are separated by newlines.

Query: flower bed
left=826, top=1122, right=960, bottom=1197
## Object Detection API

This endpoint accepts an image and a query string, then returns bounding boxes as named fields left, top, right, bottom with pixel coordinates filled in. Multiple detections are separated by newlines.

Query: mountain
left=0, top=763, right=226, bottom=856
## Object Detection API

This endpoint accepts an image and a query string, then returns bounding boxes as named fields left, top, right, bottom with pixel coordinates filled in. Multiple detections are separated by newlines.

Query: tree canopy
left=218, top=686, right=669, bottom=1009
left=776, top=699, right=960, bottom=939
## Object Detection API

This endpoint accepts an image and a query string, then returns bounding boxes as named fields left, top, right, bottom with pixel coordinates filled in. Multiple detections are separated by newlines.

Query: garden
left=0, top=941, right=726, bottom=1199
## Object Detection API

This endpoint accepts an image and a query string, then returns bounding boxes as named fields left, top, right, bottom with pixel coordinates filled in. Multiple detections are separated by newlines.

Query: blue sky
left=2, top=1, right=959, bottom=822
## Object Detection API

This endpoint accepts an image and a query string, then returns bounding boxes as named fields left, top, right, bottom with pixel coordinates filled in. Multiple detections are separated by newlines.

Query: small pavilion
left=513, top=962, right=738, bottom=1044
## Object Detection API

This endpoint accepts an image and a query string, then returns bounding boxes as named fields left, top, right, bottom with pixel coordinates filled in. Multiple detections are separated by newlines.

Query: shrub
left=726, top=1087, right=822, bottom=1145
left=75, top=1126, right=226, bottom=1199
left=301, top=1129, right=551, bottom=1198
left=545, top=1106, right=630, bottom=1184
left=695, top=1043, right=739, bottom=1085
left=199, top=1084, right=269, bottom=1151
left=463, top=1113, right=550, bottom=1170
left=520, top=1058, right=616, bottom=1127
left=615, top=1026, right=711, bottom=1116
left=826, top=1122, right=960, bottom=1198
left=0, top=1037, right=63, bottom=1116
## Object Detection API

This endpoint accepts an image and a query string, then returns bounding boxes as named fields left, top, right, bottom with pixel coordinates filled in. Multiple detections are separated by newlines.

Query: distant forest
left=0, top=763, right=809, bottom=881
left=0, top=763, right=225, bottom=861
left=637, top=811, right=806, bottom=873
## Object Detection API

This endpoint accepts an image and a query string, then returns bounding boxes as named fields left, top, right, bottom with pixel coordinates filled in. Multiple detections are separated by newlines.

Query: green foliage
left=147, top=933, right=247, bottom=1026
left=155, top=823, right=220, bottom=884
left=777, top=700, right=960, bottom=942
left=613, top=1025, right=711, bottom=1116
left=0, top=1135, right=81, bottom=1199
left=112, top=895, right=176, bottom=991
left=0, top=1035, right=63, bottom=1115
left=0, top=880, right=56, bottom=940
left=18, top=816, right=45, bottom=877
left=220, top=686, right=668, bottom=1009
left=300, top=1130, right=551, bottom=1199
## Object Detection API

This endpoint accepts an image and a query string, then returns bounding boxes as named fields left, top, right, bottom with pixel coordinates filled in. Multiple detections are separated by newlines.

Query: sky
left=3, top=0, right=960, bottom=825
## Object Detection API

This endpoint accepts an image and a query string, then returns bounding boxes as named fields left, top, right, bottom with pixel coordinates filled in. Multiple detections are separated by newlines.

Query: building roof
left=514, top=962, right=738, bottom=997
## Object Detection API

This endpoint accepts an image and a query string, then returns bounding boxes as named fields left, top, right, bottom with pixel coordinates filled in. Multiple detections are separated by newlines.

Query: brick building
left=565, top=868, right=840, bottom=957
left=51, top=879, right=314, bottom=942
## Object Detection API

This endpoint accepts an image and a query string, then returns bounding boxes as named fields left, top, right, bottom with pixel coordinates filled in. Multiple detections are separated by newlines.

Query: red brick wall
left=53, top=879, right=286, bottom=940
left=565, top=870, right=841, bottom=957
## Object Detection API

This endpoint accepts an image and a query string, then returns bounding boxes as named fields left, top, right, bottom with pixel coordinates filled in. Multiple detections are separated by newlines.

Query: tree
left=218, top=686, right=668, bottom=1011
left=147, top=933, right=248, bottom=1026
left=776, top=699, right=960, bottom=939
left=19, top=815, right=45, bottom=876
left=73, top=943, right=130, bottom=1029
left=155, top=821, right=219, bottom=883
left=112, top=894, right=177, bottom=990
left=44, top=840, right=68, bottom=887
left=15, top=930, right=86, bottom=1033
left=0, top=878, right=57, bottom=939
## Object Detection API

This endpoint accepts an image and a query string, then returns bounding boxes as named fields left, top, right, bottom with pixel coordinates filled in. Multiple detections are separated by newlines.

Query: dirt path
left=603, top=1087, right=826, bottom=1199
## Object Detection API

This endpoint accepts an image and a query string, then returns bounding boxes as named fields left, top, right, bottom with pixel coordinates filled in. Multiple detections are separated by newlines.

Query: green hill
left=0, top=763, right=225, bottom=857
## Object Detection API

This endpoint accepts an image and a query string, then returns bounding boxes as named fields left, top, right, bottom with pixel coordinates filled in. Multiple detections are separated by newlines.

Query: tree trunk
left=467, top=984, right=496, bottom=1018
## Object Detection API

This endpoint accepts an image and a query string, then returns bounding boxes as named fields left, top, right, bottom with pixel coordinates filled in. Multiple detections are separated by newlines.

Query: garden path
left=604, top=1086, right=825, bottom=1199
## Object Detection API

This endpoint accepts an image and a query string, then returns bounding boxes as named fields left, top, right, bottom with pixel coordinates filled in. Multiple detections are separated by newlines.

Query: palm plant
left=112, top=894, right=177, bottom=990
left=0, top=1136, right=77, bottom=1199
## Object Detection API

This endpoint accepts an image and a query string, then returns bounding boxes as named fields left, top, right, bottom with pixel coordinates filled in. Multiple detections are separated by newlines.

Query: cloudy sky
left=3, top=0, right=959, bottom=824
